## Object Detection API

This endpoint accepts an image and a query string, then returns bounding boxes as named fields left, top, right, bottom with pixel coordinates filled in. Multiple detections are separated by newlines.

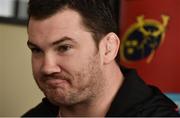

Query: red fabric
left=119, top=0, right=180, bottom=92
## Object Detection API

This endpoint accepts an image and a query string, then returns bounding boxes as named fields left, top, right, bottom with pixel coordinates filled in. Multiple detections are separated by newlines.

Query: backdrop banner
left=119, top=0, right=180, bottom=93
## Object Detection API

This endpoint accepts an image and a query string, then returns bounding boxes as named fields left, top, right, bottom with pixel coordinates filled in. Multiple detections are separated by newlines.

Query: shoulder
left=134, top=85, right=180, bottom=116
left=112, top=68, right=180, bottom=116
left=22, top=98, right=59, bottom=117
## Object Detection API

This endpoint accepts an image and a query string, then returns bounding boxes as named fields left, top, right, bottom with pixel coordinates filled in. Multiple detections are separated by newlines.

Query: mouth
left=45, top=79, right=68, bottom=88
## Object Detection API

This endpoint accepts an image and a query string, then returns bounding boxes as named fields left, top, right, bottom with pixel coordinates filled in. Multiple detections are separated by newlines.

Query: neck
left=59, top=62, right=124, bottom=117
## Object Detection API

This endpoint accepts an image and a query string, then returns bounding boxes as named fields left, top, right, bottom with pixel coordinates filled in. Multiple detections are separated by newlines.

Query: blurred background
left=0, top=0, right=44, bottom=116
left=118, top=0, right=180, bottom=113
left=0, top=0, right=180, bottom=116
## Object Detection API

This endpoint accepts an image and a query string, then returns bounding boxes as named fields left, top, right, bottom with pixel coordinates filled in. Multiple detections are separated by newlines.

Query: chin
left=43, top=88, right=70, bottom=105
left=47, top=95, right=75, bottom=106
left=46, top=93, right=65, bottom=105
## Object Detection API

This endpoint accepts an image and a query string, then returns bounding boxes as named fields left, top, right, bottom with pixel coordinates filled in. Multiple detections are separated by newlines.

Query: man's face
left=27, top=9, right=105, bottom=106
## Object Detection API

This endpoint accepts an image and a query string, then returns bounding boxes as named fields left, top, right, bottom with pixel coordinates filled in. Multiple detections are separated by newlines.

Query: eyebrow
left=52, top=36, right=77, bottom=46
left=27, top=36, right=78, bottom=48
left=27, top=40, right=38, bottom=48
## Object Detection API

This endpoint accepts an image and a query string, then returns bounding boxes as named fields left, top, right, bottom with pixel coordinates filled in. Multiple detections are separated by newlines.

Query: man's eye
left=30, top=48, right=42, bottom=54
left=57, top=45, right=72, bottom=52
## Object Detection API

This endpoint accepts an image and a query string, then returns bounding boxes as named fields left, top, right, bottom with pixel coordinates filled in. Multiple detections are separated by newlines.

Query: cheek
left=70, top=61, right=96, bottom=87
left=32, top=58, right=42, bottom=78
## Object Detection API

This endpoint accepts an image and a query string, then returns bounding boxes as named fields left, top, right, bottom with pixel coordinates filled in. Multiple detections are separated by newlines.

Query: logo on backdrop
left=120, top=15, right=170, bottom=63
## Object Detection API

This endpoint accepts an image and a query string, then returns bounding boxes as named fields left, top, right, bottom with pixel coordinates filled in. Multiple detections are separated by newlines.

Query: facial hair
left=35, top=53, right=105, bottom=106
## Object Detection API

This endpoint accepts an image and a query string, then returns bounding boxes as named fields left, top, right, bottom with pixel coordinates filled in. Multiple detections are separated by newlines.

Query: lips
left=45, top=79, right=68, bottom=88
left=40, top=73, right=71, bottom=88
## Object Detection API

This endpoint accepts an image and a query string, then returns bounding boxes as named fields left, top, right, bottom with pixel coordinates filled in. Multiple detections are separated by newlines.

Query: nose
left=41, top=54, right=61, bottom=75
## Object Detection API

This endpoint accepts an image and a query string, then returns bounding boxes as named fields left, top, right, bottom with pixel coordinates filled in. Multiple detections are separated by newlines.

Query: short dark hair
left=28, top=0, right=120, bottom=64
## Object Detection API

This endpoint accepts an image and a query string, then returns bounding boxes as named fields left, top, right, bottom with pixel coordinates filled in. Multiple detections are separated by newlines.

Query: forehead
left=28, top=9, right=94, bottom=46
left=28, top=8, right=87, bottom=35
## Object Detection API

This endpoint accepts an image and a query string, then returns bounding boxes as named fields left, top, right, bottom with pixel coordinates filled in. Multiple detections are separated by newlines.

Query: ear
left=99, top=32, right=120, bottom=65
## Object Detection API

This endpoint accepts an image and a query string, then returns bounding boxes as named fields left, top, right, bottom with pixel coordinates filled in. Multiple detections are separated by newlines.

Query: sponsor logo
left=120, top=15, right=170, bottom=63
